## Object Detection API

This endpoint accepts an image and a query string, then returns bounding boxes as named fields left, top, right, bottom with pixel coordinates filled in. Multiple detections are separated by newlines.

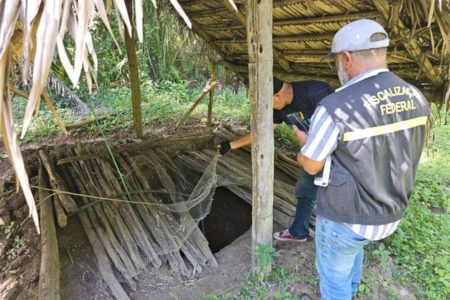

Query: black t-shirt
left=273, top=80, right=333, bottom=125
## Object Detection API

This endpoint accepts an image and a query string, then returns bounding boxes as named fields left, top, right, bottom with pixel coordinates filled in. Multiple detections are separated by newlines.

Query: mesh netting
left=61, top=148, right=222, bottom=284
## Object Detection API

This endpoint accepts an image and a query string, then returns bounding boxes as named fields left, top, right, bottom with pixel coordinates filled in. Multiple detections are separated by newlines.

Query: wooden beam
left=214, top=33, right=334, bottom=44
left=246, top=0, right=274, bottom=272
left=217, top=60, right=341, bottom=87
left=38, top=166, right=61, bottom=300
left=189, top=8, right=230, bottom=18
left=282, top=51, right=415, bottom=64
left=273, top=70, right=340, bottom=88
left=372, top=0, right=444, bottom=86
left=125, top=0, right=143, bottom=138
left=199, top=11, right=382, bottom=31
left=274, top=11, right=382, bottom=27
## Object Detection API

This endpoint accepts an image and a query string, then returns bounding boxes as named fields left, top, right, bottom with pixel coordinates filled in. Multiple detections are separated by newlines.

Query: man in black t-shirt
left=218, top=78, right=333, bottom=242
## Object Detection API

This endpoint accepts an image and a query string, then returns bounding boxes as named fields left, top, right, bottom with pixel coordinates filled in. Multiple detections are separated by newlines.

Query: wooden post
left=246, top=0, right=274, bottom=271
left=125, top=0, right=143, bottom=138
left=38, top=166, right=60, bottom=300
left=208, top=63, right=217, bottom=124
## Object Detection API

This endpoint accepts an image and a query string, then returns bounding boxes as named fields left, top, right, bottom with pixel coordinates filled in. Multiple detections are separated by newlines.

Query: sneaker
left=299, top=293, right=314, bottom=300
left=273, top=229, right=307, bottom=242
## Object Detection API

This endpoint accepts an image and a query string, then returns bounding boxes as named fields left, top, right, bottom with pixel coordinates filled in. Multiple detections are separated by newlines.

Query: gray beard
left=337, top=59, right=349, bottom=85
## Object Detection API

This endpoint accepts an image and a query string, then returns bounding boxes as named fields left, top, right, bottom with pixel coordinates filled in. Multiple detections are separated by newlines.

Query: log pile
left=37, top=134, right=218, bottom=299
left=34, top=128, right=313, bottom=299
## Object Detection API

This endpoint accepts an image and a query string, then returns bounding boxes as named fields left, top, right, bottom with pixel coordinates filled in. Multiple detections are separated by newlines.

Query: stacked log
left=34, top=128, right=311, bottom=299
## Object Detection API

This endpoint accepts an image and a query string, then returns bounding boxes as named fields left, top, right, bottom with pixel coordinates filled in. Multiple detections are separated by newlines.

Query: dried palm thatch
left=179, top=0, right=449, bottom=102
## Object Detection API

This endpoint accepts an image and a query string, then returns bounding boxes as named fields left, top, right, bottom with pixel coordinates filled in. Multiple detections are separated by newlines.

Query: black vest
left=317, top=72, right=429, bottom=225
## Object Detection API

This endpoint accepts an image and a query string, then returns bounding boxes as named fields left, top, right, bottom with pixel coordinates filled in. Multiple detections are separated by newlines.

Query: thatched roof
left=178, top=0, right=450, bottom=101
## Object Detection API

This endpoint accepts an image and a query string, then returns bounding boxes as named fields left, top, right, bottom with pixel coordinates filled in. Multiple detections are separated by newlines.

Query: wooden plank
left=246, top=0, right=274, bottom=271
left=125, top=0, right=143, bottom=138
left=38, top=166, right=61, bottom=300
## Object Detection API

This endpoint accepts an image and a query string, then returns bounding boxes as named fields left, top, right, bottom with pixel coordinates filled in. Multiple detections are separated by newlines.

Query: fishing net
left=61, top=147, right=224, bottom=284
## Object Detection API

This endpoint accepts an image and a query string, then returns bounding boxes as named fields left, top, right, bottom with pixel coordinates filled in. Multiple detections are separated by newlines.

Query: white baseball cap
left=324, top=19, right=389, bottom=58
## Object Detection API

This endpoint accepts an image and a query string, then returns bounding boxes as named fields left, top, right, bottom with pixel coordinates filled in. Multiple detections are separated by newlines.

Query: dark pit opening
left=202, top=187, right=252, bottom=253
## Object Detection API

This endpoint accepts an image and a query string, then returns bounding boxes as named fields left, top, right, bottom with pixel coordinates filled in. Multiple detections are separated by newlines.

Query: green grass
left=378, top=113, right=450, bottom=299
left=12, top=81, right=250, bottom=141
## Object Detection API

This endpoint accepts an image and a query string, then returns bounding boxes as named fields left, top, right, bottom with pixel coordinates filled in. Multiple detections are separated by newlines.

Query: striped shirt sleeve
left=301, top=106, right=340, bottom=161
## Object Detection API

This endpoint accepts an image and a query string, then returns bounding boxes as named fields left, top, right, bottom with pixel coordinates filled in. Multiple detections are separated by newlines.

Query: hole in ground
left=202, top=187, right=252, bottom=253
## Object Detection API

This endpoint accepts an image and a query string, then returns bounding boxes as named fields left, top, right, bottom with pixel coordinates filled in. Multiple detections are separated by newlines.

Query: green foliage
left=371, top=243, right=391, bottom=266
left=2, top=221, right=27, bottom=261
left=140, top=1, right=207, bottom=83
left=379, top=116, right=450, bottom=299
left=221, top=244, right=301, bottom=300
left=274, top=123, right=299, bottom=150
left=4, top=221, right=15, bottom=240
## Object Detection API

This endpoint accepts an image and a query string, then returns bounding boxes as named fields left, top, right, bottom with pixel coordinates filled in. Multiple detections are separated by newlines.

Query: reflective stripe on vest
left=343, top=116, right=428, bottom=142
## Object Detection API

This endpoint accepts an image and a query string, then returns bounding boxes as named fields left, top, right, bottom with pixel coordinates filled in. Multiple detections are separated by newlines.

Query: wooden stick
left=38, top=166, right=61, bottom=300
left=53, top=197, right=67, bottom=228
left=78, top=209, right=131, bottom=300
left=96, top=157, right=162, bottom=269
left=42, top=90, right=68, bottom=135
left=39, top=150, right=78, bottom=213
left=119, top=155, right=192, bottom=275
left=59, top=164, right=138, bottom=289
left=208, top=63, right=217, bottom=125
left=64, top=115, right=108, bottom=131
left=176, top=79, right=218, bottom=127
left=56, top=133, right=214, bottom=165
left=72, top=148, right=147, bottom=272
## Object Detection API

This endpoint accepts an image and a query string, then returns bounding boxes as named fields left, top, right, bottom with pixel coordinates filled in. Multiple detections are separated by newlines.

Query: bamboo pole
left=246, top=0, right=274, bottom=272
left=125, top=0, right=143, bottom=138
left=38, top=166, right=60, bottom=300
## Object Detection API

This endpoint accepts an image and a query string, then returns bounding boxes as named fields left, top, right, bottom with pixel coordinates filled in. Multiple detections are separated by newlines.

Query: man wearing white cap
left=293, top=19, right=429, bottom=299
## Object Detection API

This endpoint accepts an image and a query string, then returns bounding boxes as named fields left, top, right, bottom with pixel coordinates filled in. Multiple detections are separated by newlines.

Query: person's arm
left=293, top=106, right=340, bottom=174
left=292, top=127, right=325, bottom=174
left=218, top=124, right=280, bottom=155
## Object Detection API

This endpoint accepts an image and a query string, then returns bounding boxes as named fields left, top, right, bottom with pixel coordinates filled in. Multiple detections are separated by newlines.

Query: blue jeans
left=315, top=215, right=369, bottom=300
left=289, top=167, right=317, bottom=239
